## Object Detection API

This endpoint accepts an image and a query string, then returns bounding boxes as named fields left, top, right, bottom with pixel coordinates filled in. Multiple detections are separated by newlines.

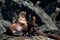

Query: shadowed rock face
left=38, top=0, right=57, bottom=15
left=1, top=0, right=21, bottom=23
left=56, top=12, right=60, bottom=21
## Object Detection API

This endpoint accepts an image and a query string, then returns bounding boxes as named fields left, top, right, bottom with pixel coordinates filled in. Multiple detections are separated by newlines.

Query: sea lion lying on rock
left=9, top=11, right=28, bottom=36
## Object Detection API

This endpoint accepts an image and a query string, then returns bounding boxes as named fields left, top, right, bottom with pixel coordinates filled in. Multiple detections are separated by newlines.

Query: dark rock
left=0, top=20, right=11, bottom=34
